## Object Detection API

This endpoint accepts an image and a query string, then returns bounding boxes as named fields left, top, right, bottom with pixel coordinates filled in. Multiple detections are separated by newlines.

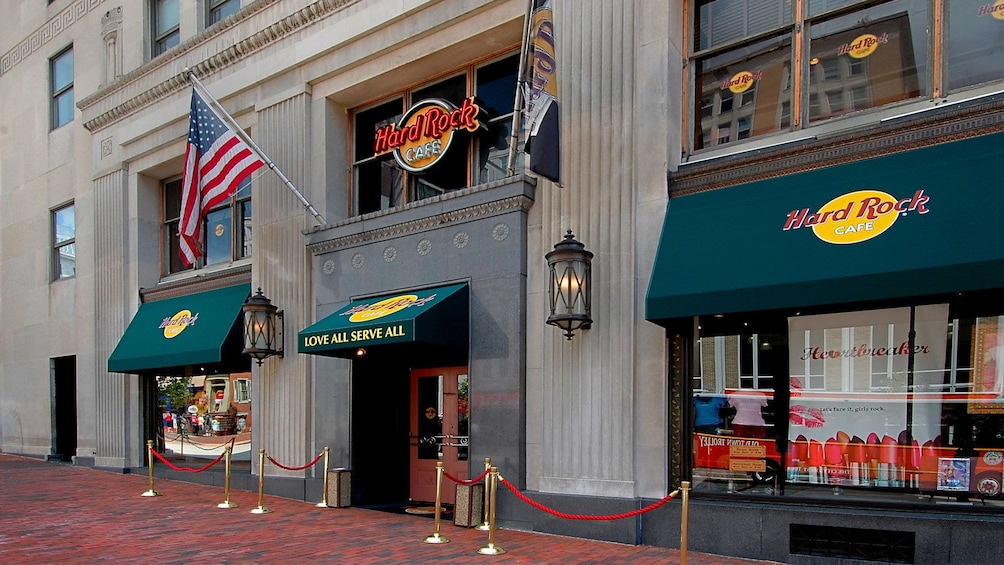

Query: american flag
left=179, top=89, right=264, bottom=267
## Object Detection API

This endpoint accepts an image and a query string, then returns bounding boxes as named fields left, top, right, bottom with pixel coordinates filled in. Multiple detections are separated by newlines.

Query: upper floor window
left=689, top=0, right=1004, bottom=153
left=208, top=0, right=241, bottom=25
left=50, top=47, right=73, bottom=129
left=350, top=53, right=519, bottom=216
left=153, top=0, right=180, bottom=57
left=162, top=177, right=251, bottom=275
left=52, top=203, right=75, bottom=280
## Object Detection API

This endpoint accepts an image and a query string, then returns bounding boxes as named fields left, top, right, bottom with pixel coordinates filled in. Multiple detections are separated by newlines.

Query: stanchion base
left=423, top=533, right=450, bottom=544
left=475, top=523, right=490, bottom=531
left=477, top=543, right=506, bottom=555
left=140, top=490, right=160, bottom=497
left=249, top=506, right=271, bottom=514
left=315, top=501, right=328, bottom=508
left=217, top=501, right=239, bottom=509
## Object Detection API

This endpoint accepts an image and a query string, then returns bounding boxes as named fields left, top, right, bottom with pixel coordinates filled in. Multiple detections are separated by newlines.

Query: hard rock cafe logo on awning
left=979, top=0, right=1004, bottom=19
left=721, top=70, right=762, bottom=94
left=838, top=32, right=889, bottom=59
left=373, top=98, right=481, bottom=173
left=342, top=293, right=439, bottom=323
left=783, top=189, right=930, bottom=244
left=160, top=309, right=199, bottom=339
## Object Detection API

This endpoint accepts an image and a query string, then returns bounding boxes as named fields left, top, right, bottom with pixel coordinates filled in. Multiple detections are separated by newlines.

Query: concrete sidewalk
left=0, top=453, right=776, bottom=564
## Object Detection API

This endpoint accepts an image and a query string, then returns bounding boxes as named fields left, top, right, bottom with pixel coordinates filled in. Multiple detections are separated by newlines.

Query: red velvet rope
left=443, top=468, right=490, bottom=485
left=151, top=448, right=225, bottom=473
left=265, top=451, right=324, bottom=471
left=499, top=476, right=678, bottom=521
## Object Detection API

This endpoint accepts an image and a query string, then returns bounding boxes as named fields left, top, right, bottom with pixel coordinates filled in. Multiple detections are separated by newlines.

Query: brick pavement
left=0, top=453, right=776, bottom=564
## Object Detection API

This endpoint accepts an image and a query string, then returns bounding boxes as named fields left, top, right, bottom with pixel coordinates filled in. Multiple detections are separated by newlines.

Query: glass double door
left=409, top=367, right=469, bottom=504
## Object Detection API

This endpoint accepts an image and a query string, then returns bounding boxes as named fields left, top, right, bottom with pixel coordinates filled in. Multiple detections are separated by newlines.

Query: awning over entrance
left=298, top=283, right=469, bottom=358
left=108, top=284, right=251, bottom=375
left=646, top=132, right=1004, bottom=323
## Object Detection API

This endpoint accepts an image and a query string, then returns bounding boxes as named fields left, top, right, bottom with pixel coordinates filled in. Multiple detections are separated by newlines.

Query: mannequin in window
left=728, top=391, right=768, bottom=438
left=694, top=394, right=727, bottom=434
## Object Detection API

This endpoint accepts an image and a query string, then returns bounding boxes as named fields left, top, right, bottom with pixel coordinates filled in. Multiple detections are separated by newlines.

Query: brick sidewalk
left=0, top=453, right=774, bottom=564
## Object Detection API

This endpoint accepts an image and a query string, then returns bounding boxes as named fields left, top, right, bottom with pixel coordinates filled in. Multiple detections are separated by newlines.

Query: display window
left=350, top=52, right=519, bottom=216
left=690, top=290, right=1004, bottom=510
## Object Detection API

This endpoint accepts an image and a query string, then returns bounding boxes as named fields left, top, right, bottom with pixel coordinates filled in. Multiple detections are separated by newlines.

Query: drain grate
left=790, top=523, right=915, bottom=563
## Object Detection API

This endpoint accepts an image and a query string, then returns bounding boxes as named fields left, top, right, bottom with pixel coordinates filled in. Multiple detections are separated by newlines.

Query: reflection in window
left=52, top=204, right=75, bottom=280
left=51, top=47, right=74, bottom=129
left=162, top=177, right=251, bottom=275
left=947, top=0, right=1004, bottom=91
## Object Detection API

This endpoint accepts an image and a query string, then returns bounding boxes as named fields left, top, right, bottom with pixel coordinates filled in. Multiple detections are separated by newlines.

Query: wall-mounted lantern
left=242, top=288, right=284, bottom=365
left=545, top=230, right=593, bottom=340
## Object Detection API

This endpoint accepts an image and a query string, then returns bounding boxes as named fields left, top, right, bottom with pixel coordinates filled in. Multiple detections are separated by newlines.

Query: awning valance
left=299, top=283, right=469, bottom=358
left=108, top=284, right=251, bottom=375
left=646, top=132, right=1004, bottom=323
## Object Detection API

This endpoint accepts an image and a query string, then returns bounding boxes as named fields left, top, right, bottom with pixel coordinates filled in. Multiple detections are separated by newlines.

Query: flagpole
left=505, top=0, right=536, bottom=177
left=184, top=69, right=326, bottom=225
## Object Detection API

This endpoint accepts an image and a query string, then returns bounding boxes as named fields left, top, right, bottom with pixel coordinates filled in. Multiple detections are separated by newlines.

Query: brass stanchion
left=141, top=440, right=160, bottom=497
left=250, top=448, right=271, bottom=514
left=316, top=446, right=330, bottom=507
left=476, top=457, right=491, bottom=531
left=423, top=462, right=450, bottom=544
left=477, top=467, right=505, bottom=555
left=680, top=481, right=691, bottom=565
left=217, top=445, right=238, bottom=508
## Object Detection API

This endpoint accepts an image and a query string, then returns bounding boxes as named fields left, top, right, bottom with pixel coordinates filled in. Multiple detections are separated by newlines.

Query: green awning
left=299, top=283, right=469, bottom=358
left=646, top=132, right=1004, bottom=323
left=108, top=284, right=251, bottom=375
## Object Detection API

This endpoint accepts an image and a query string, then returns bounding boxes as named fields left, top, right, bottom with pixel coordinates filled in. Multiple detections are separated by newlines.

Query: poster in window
left=968, top=319, right=1004, bottom=415
left=936, top=457, right=970, bottom=492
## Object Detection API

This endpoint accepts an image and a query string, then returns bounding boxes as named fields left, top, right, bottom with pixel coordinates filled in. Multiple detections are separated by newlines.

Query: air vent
left=790, top=523, right=915, bottom=563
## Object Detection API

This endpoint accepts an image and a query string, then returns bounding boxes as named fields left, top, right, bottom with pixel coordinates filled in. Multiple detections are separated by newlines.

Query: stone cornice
left=140, top=264, right=252, bottom=303
left=308, top=187, right=535, bottom=255
left=80, top=0, right=357, bottom=132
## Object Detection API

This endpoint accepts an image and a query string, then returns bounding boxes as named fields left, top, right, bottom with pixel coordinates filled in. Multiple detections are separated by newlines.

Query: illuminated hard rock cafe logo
left=783, top=189, right=931, bottom=244
left=373, top=98, right=481, bottom=173
left=160, top=310, right=199, bottom=339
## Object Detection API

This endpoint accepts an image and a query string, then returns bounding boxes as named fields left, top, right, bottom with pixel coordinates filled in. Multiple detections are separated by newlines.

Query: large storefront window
left=688, top=0, right=1002, bottom=153
left=351, top=52, right=518, bottom=216
left=691, top=292, right=1004, bottom=509
left=163, top=177, right=252, bottom=275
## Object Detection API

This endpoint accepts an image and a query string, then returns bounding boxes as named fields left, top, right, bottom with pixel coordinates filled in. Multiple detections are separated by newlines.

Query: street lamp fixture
left=242, top=287, right=284, bottom=365
left=545, top=230, right=593, bottom=340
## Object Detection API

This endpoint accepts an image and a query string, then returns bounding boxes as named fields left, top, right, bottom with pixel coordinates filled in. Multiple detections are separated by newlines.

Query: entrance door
left=410, top=367, right=469, bottom=503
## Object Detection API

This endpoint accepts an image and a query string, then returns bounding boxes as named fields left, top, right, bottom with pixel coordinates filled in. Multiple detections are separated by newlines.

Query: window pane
left=56, top=243, right=76, bottom=279
left=164, top=179, right=183, bottom=221
left=155, top=0, right=180, bottom=34
left=54, top=206, right=74, bottom=244
left=695, top=0, right=793, bottom=52
left=52, top=49, right=73, bottom=92
left=807, top=2, right=927, bottom=124
left=354, top=98, right=402, bottom=162
left=693, top=34, right=792, bottom=150
left=946, top=0, right=1004, bottom=91
left=166, top=221, right=184, bottom=274
left=475, top=55, right=519, bottom=116
left=239, top=200, right=252, bottom=259
left=808, top=0, right=870, bottom=17
left=412, top=75, right=466, bottom=106
left=477, top=119, right=513, bottom=184
left=54, top=91, right=74, bottom=128
left=210, top=0, right=241, bottom=24
left=204, top=206, right=232, bottom=266
left=357, top=159, right=404, bottom=214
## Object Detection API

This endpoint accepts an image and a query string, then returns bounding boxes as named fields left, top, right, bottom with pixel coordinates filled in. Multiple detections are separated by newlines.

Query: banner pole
left=184, top=70, right=326, bottom=225
left=317, top=447, right=330, bottom=507
left=141, top=440, right=160, bottom=497
left=505, top=0, right=536, bottom=176
left=423, top=462, right=450, bottom=544
left=477, top=467, right=505, bottom=555
left=250, top=449, right=271, bottom=514
left=476, top=457, right=491, bottom=530
left=217, top=445, right=238, bottom=508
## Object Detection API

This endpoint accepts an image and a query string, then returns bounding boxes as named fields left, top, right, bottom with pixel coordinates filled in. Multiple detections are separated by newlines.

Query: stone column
left=251, top=87, right=316, bottom=477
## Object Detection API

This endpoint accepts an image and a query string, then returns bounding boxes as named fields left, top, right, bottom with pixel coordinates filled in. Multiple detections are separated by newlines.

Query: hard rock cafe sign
left=373, top=97, right=482, bottom=173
